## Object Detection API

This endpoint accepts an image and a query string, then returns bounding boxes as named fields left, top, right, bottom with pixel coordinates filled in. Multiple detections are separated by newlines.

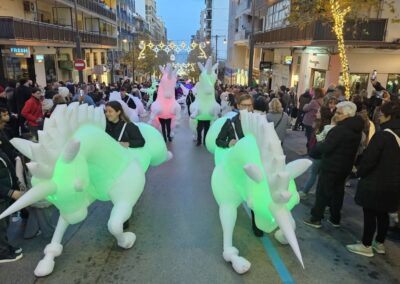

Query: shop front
left=0, top=46, right=35, bottom=83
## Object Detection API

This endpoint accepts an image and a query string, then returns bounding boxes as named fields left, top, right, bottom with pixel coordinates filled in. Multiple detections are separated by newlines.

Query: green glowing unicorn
left=0, top=103, right=171, bottom=277
left=206, top=110, right=311, bottom=274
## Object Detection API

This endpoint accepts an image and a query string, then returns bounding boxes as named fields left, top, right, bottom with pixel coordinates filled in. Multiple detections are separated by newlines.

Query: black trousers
left=197, top=120, right=210, bottom=144
left=362, top=208, right=389, bottom=246
left=0, top=201, right=10, bottom=254
left=293, top=110, right=305, bottom=130
left=159, top=118, right=171, bottom=142
left=311, top=171, right=347, bottom=223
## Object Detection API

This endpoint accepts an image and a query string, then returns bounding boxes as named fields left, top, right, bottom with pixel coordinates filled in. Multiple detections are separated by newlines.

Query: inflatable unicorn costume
left=206, top=110, right=311, bottom=274
left=0, top=103, right=171, bottom=276
left=149, top=64, right=181, bottom=137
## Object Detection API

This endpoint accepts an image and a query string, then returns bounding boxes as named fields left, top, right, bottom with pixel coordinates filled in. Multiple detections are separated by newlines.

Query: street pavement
left=0, top=111, right=399, bottom=284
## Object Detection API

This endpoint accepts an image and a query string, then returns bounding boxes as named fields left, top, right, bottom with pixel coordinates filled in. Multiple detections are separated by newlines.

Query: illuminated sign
left=35, top=54, right=44, bottom=63
left=10, top=47, right=31, bottom=58
left=284, top=56, right=293, bottom=65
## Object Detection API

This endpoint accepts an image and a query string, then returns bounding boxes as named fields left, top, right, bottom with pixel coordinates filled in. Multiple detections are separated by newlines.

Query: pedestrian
left=347, top=101, right=400, bottom=257
left=21, top=87, right=44, bottom=141
left=302, top=88, right=324, bottom=151
left=266, top=98, right=289, bottom=144
left=304, top=101, right=364, bottom=228
left=293, top=90, right=312, bottom=131
left=186, top=90, right=195, bottom=116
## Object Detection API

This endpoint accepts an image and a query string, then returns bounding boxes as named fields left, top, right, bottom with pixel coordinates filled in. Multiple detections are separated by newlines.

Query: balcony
left=254, top=19, right=388, bottom=47
left=234, top=29, right=250, bottom=42
left=0, top=17, right=117, bottom=47
left=63, top=0, right=116, bottom=22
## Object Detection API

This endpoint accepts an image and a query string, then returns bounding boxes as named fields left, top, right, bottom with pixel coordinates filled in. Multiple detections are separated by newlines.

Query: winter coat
left=15, top=85, right=31, bottom=114
left=21, top=96, right=43, bottom=127
left=266, top=112, right=289, bottom=142
left=355, top=119, right=400, bottom=212
left=0, top=150, right=18, bottom=201
left=311, top=115, right=364, bottom=175
left=302, top=99, right=322, bottom=127
left=216, top=113, right=244, bottom=148
left=298, top=93, right=312, bottom=111
left=106, top=119, right=145, bottom=148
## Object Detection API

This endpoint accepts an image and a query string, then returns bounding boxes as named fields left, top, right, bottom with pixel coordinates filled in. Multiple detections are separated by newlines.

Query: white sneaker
left=346, top=243, right=374, bottom=257
left=372, top=241, right=385, bottom=254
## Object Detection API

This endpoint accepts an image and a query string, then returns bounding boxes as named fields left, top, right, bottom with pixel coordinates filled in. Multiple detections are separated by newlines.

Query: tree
left=289, top=0, right=397, bottom=98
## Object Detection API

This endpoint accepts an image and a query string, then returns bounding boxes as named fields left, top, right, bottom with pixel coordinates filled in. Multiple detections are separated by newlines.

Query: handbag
left=118, top=123, right=127, bottom=142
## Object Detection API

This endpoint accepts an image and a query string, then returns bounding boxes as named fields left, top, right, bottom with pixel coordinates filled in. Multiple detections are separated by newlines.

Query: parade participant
left=190, top=57, right=221, bottom=146
left=0, top=102, right=171, bottom=276
left=149, top=64, right=181, bottom=142
left=21, top=87, right=44, bottom=141
left=347, top=102, right=400, bottom=257
left=185, top=89, right=195, bottom=116
left=105, top=101, right=145, bottom=149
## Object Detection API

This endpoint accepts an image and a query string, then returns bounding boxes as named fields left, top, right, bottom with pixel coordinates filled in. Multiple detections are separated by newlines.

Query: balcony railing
left=234, top=29, right=251, bottom=42
left=0, top=17, right=117, bottom=47
left=65, top=0, right=116, bottom=22
left=254, top=19, right=388, bottom=45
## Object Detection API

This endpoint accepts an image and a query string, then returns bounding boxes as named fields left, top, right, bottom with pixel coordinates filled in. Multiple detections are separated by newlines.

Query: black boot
left=251, top=210, right=263, bottom=237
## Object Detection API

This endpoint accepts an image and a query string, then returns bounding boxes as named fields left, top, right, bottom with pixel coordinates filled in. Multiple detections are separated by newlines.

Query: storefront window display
left=312, top=69, right=326, bottom=89
left=387, top=74, right=400, bottom=95
left=2, top=57, right=29, bottom=80
left=44, top=55, right=57, bottom=83
left=339, top=73, right=369, bottom=95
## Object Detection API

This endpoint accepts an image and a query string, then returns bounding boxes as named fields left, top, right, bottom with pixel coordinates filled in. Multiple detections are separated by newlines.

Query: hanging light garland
left=171, top=63, right=196, bottom=74
left=138, top=40, right=208, bottom=60
left=330, top=0, right=351, bottom=99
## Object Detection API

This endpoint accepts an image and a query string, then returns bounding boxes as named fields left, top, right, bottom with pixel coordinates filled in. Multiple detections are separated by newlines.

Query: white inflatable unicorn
left=206, top=110, right=311, bottom=274
left=0, top=103, right=171, bottom=277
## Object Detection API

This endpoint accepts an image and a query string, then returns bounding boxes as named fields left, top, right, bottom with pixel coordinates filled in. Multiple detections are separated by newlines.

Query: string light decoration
left=330, top=0, right=351, bottom=99
left=171, top=63, right=196, bottom=74
left=138, top=40, right=207, bottom=60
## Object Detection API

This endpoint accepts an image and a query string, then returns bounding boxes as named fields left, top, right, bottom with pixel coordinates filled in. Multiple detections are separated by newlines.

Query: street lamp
left=208, top=35, right=226, bottom=63
left=122, top=38, right=128, bottom=43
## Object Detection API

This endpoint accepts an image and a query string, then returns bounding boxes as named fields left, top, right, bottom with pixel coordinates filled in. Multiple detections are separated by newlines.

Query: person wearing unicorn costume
left=205, top=106, right=311, bottom=274
left=143, top=76, right=159, bottom=108
left=0, top=103, right=172, bottom=276
left=189, top=57, right=221, bottom=146
left=149, top=64, right=181, bottom=142
left=118, top=88, right=146, bottom=121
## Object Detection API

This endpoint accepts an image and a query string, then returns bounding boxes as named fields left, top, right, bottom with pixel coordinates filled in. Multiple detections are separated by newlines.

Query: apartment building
left=0, top=0, right=118, bottom=85
left=228, top=0, right=400, bottom=95
left=145, top=0, right=166, bottom=42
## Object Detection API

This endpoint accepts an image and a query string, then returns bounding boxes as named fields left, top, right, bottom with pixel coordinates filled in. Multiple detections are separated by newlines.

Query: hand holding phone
left=371, top=70, right=377, bottom=81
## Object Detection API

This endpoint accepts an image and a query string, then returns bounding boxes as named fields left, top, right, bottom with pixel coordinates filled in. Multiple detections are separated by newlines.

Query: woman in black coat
left=347, top=101, right=400, bottom=257
left=105, top=101, right=145, bottom=148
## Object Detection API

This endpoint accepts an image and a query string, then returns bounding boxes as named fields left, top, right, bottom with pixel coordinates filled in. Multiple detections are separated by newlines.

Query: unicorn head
left=197, top=57, right=218, bottom=96
left=158, top=63, right=178, bottom=99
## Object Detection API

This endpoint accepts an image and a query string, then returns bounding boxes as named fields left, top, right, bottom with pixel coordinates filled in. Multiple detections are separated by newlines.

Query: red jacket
left=21, top=96, right=43, bottom=127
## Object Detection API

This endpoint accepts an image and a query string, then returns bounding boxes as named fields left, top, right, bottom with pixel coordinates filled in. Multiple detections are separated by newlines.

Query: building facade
left=227, top=0, right=400, bottom=96
left=0, top=0, right=118, bottom=86
left=145, top=0, right=166, bottom=42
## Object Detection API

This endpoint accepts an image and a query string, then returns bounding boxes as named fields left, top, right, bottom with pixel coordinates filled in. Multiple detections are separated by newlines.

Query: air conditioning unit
left=23, top=1, right=36, bottom=12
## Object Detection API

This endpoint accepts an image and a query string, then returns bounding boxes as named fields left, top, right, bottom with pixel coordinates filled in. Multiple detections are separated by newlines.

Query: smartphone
left=80, top=90, right=84, bottom=97
left=371, top=70, right=377, bottom=81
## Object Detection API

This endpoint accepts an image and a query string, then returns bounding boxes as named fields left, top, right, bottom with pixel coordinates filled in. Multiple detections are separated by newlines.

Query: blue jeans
left=302, top=159, right=321, bottom=193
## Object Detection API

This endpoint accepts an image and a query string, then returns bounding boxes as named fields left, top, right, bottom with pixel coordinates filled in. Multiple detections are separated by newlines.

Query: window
left=101, top=52, right=106, bottom=65
left=312, top=69, right=326, bottom=89
left=387, top=74, right=400, bottom=95
left=265, top=0, right=290, bottom=31
left=339, top=73, right=369, bottom=95
left=93, top=53, right=98, bottom=66
left=85, top=53, right=91, bottom=67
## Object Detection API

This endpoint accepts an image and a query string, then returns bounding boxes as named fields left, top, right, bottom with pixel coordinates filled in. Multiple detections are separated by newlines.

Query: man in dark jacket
left=15, top=79, right=32, bottom=135
left=293, top=90, right=312, bottom=131
left=215, top=93, right=264, bottom=237
left=304, top=101, right=364, bottom=228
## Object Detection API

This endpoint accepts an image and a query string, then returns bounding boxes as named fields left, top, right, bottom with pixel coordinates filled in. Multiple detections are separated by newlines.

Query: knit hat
left=58, top=87, right=70, bottom=98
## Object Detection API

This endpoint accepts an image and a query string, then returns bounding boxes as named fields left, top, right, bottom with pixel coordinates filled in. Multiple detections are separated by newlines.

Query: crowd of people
left=0, top=75, right=399, bottom=265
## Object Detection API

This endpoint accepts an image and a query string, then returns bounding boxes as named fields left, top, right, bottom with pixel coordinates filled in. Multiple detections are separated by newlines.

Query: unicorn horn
left=270, top=204, right=304, bottom=268
left=0, top=181, right=57, bottom=220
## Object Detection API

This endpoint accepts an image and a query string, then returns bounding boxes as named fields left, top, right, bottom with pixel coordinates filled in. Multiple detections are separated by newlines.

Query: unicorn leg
left=34, top=216, right=69, bottom=277
left=220, top=204, right=251, bottom=274
left=108, top=161, right=144, bottom=249
left=108, top=201, right=136, bottom=249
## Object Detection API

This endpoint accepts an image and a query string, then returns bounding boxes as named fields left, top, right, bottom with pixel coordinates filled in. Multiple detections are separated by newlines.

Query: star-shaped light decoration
left=174, top=47, right=181, bottom=53
left=158, top=42, right=166, bottom=49
left=148, top=42, right=155, bottom=49
left=191, top=42, right=198, bottom=49
left=164, top=46, right=171, bottom=54
left=180, top=41, right=186, bottom=49
left=168, top=41, right=176, bottom=50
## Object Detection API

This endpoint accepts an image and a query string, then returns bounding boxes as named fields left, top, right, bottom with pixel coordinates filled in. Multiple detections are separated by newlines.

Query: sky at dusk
left=156, top=0, right=205, bottom=42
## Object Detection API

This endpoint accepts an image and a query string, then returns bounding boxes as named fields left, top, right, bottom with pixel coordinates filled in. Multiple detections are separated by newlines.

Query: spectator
left=266, top=98, right=289, bottom=143
left=302, top=88, right=324, bottom=151
left=15, top=79, right=32, bottom=135
left=293, top=90, right=312, bottom=131
left=304, top=101, right=364, bottom=228
left=21, top=87, right=44, bottom=141
left=347, top=101, right=400, bottom=257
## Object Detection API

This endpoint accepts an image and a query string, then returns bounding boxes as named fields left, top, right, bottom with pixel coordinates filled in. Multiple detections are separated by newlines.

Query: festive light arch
left=138, top=40, right=207, bottom=60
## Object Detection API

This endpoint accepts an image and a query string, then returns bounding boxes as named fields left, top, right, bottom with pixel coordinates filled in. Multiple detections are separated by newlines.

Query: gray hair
left=336, top=101, right=357, bottom=117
